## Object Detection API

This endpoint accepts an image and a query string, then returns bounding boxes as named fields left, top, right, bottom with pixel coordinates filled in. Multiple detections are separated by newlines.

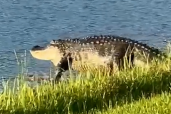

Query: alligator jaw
left=30, top=45, right=63, bottom=66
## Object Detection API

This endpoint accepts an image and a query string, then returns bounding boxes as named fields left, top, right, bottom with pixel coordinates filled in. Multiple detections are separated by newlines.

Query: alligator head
left=30, top=44, right=63, bottom=66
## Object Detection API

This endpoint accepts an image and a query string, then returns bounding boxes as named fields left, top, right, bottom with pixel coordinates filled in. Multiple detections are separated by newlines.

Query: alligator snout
left=31, top=45, right=45, bottom=51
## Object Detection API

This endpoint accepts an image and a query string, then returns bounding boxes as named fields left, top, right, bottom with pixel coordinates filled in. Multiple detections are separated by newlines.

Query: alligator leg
left=54, top=53, right=73, bottom=82
left=108, top=54, right=134, bottom=75
left=127, top=53, right=135, bottom=68
left=110, top=46, right=135, bottom=72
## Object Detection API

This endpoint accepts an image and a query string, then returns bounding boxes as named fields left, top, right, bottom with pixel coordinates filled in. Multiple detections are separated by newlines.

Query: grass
left=91, top=92, right=171, bottom=114
left=1, top=45, right=171, bottom=113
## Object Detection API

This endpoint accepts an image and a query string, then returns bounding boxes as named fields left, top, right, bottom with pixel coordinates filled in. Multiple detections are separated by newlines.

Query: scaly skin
left=30, top=35, right=167, bottom=74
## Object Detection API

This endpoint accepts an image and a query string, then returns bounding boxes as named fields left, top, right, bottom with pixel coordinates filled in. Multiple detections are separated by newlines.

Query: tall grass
left=0, top=45, right=171, bottom=114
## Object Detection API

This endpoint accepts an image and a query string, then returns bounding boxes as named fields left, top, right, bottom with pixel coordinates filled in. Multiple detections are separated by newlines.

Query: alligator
left=30, top=35, right=167, bottom=77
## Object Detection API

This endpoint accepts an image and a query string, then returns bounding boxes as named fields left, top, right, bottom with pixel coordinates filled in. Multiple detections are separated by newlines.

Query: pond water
left=0, top=0, right=171, bottom=90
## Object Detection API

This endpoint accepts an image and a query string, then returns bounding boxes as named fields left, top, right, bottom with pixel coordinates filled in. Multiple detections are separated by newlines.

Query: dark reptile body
left=48, top=35, right=166, bottom=70
left=31, top=35, right=167, bottom=80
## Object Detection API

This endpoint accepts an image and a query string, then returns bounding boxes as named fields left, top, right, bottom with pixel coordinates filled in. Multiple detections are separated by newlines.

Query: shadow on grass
left=11, top=68, right=171, bottom=114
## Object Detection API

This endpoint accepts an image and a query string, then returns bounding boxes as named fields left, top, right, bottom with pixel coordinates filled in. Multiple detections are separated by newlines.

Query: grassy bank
left=1, top=49, right=171, bottom=113
left=92, top=92, right=171, bottom=114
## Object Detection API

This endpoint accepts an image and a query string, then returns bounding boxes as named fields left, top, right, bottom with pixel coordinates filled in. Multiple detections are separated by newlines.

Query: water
left=0, top=0, right=171, bottom=81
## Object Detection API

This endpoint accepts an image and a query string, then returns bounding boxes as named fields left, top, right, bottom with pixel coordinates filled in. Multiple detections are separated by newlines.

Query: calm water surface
left=0, top=0, right=171, bottom=81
